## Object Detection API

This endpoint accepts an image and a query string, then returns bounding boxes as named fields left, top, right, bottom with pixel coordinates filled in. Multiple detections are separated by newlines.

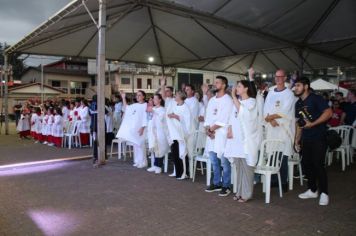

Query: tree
left=0, top=42, right=26, bottom=80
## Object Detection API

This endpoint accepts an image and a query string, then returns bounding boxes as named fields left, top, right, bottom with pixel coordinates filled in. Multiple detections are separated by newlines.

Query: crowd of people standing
left=14, top=67, right=356, bottom=205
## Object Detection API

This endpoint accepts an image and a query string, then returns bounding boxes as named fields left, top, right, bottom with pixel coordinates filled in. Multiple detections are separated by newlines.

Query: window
left=51, top=80, right=61, bottom=87
left=147, top=78, right=152, bottom=89
left=137, top=78, right=142, bottom=89
left=121, top=77, right=130, bottom=85
left=70, top=81, right=87, bottom=95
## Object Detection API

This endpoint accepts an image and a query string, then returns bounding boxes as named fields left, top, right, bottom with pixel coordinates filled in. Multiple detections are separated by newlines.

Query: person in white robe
left=78, top=99, right=91, bottom=146
left=160, top=77, right=176, bottom=175
left=226, top=80, right=261, bottom=202
left=46, top=108, right=55, bottom=146
left=68, top=102, right=77, bottom=122
left=41, top=107, right=49, bottom=144
left=117, top=90, right=148, bottom=168
left=166, top=91, right=192, bottom=179
left=52, top=107, right=64, bottom=148
left=113, top=96, right=123, bottom=132
left=184, top=84, right=200, bottom=177
left=204, top=76, right=233, bottom=196
left=17, top=110, right=31, bottom=139
left=147, top=94, right=170, bottom=174
left=263, top=69, right=296, bottom=190
left=62, top=101, right=70, bottom=122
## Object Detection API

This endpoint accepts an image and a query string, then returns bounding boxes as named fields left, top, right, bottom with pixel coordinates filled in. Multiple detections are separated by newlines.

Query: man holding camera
left=294, top=77, right=332, bottom=206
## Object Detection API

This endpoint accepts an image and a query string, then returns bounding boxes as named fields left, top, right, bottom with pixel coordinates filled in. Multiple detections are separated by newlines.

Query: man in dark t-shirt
left=342, top=90, right=356, bottom=125
left=294, top=77, right=332, bottom=206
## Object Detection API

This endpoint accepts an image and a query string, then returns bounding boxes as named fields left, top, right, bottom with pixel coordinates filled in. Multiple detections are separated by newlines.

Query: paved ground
left=0, top=123, right=92, bottom=165
left=0, top=124, right=355, bottom=235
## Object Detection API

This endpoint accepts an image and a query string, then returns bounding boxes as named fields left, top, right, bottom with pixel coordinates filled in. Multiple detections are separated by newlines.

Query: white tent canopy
left=311, top=78, right=348, bottom=95
left=5, top=0, right=356, bottom=74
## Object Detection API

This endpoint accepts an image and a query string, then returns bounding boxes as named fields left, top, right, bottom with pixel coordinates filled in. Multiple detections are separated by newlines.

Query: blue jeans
left=209, top=151, right=231, bottom=188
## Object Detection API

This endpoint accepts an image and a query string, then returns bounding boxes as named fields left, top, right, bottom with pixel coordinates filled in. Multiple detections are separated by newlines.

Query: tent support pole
left=3, top=53, right=9, bottom=135
left=96, top=0, right=107, bottom=164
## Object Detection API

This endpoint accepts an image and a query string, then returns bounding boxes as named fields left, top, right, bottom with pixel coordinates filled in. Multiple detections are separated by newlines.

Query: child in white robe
left=147, top=94, right=170, bottom=174
left=117, top=90, right=148, bottom=168
left=78, top=99, right=91, bottom=146
left=17, top=110, right=30, bottom=139
left=52, top=108, right=64, bottom=148
left=47, top=108, right=55, bottom=146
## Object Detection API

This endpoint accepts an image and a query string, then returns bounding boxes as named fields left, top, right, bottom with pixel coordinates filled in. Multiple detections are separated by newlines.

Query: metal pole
left=96, top=0, right=107, bottom=164
left=41, top=58, right=44, bottom=104
left=4, top=54, right=9, bottom=135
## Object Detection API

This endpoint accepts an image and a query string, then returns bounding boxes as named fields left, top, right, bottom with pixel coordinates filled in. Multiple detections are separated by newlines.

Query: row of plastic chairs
left=109, top=130, right=301, bottom=204
left=326, top=125, right=354, bottom=171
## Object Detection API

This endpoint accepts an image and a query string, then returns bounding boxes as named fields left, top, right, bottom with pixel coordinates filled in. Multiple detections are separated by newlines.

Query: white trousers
left=133, top=143, right=147, bottom=166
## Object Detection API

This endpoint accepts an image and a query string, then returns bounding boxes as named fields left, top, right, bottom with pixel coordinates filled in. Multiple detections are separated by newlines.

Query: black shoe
left=205, top=185, right=222, bottom=193
left=218, top=187, right=231, bottom=197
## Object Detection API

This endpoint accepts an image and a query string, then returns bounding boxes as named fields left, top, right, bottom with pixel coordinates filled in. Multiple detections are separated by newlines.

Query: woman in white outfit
left=147, top=94, right=170, bottom=174
left=225, top=80, right=260, bottom=202
left=166, top=91, right=192, bottom=180
left=117, top=90, right=148, bottom=168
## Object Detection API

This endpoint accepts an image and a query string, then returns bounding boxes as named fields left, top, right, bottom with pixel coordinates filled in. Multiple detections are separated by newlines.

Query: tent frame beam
left=155, top=25, right=201, bottom=59
left=148, top=7, right=164, bottom=65
left=261, top=51, right=279, bottom=70
left=302, top=0, right=340, bottom=43
left=222, top=54, right=250, bottom=72
left=146, top=0, right=355, bottom=65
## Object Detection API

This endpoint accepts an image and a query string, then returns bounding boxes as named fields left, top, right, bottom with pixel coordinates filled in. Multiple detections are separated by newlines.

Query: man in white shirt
left=184, top=84, right=200, bottom=177
left=204, top=76, right=233, bottom=196
left=263, top=69, right=296, bottom=192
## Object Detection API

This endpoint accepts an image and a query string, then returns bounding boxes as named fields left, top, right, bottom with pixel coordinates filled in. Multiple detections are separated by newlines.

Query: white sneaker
left=147, top=167, right=156, bottom=172
left=43, top=141, right=48, bottom=144
left=47, top=143, right=55, bottom=146
left=177, top=174, right=187, bottom=180
left=154, top=167, right=162, bottom=174
left=137, top=164, right=147, bottom=169
left=298, top=189, right=318, bottom=199
left=133, top=163, right=138, bottom=167
left=168, top=172, right=176, bottom=177
left=319, top=193, right=329, bottom=206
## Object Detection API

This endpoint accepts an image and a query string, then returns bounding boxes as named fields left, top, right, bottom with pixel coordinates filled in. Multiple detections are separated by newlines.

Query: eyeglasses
left=275, top=76, right=285, bottom=78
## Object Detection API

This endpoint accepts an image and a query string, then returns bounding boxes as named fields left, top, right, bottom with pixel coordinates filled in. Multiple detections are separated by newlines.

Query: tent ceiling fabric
left=6, top=0, right=356, bottom=74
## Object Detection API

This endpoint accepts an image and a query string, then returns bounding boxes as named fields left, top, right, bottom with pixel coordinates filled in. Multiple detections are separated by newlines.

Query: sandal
left=233, top=195, right=241, bottom=201
left=238, top=198, right=248, bottom=203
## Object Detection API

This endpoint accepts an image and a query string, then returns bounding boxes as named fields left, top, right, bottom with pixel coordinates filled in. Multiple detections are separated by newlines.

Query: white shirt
left=204, top=94, right=233, bottom=158
left=263, top=88, right=296, bottom=156
left=185, top=96, right=200, bottom=128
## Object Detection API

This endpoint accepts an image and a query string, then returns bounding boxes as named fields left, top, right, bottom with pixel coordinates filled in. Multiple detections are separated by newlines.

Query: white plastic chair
left=288, top=153, right=303, bottom=190
left=255, top=139, right=285, bottom=204
left=327, top=126, right=352, bottom=171
left=110, top=138, right=133, bottom=160
left=63, top=121, right=81, bottom=149
left=192, top=131, right=211, bottom=186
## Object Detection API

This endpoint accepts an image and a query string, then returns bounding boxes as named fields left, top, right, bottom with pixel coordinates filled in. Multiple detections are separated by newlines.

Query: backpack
left=326, top=129, right=342, bottom=150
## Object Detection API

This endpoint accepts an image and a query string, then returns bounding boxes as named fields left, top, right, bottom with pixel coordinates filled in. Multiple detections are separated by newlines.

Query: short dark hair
left=216, top=75, right=228, bottom=90
left=138, top=90, right=146, bottom=99
left=185, top=84, right=195, bottom=92
left=295, top=77, right=310, bottom=89
left=166, top=86, right=174, bottom=92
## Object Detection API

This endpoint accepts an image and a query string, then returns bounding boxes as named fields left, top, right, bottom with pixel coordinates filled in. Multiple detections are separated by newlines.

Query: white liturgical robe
left=204, top=94, right=233, bottom=158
